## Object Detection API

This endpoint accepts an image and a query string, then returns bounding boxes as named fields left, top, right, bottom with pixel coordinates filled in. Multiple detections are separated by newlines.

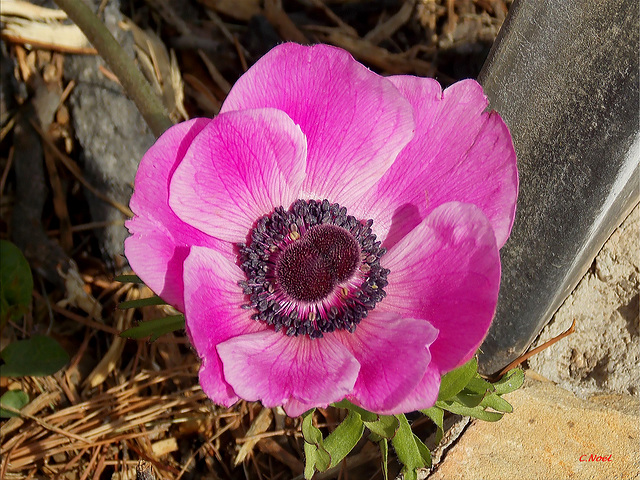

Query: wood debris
left=1, top=0, right=96, bottom=53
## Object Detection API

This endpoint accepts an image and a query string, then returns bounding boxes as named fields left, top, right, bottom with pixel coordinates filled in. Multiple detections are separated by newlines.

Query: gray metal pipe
left=477, top=0, right=639, bottom=374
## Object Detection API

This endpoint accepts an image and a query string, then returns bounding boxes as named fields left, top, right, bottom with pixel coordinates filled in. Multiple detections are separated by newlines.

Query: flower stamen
left=238, top=199, right=389, bottom=338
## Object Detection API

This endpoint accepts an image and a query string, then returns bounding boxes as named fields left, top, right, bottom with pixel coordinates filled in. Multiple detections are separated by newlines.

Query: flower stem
left=53, top=0, right=173, bottom=138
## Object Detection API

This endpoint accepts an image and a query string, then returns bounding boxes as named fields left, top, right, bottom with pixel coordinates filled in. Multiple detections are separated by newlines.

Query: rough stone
left=427, top=375, right=640, bottom=480
left=528, top=204, right=639, bottom=398
left=63, top=0, right=155, bottom=266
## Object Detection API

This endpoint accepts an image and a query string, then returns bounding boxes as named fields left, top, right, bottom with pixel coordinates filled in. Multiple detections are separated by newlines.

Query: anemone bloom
left=125, top=43, right=518, bottom=416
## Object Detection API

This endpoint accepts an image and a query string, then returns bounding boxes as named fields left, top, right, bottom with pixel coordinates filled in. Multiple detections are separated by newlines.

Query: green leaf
left=120, top=315, right=185, bottom=341
left=438, top=358, right=477, bottom=401
left=0, top=389, right=29, bottom=418
left=333, top=399, right=378, bottom=421
left=420, top=406, right=444, bottom=444
left=364, top=414, right=399, bottom=439
left=493, top=368, right=525, bottom=395
left=118, top=296, right=166, bottom=309
left=390, top=414, right=428, bottom=480
left=479, top=393, right=514, bottom=413
left=303, top=440, right=317, bottom=479
left=113, top=274, right=143, bottom=283
left=378, top=438, right=389, bottom=480
left=302, top=409, right=331, bottom=478
left=324, top=410, right=364, bottom=468
left=302, top=411, right=319, bottom=479
left=464, top=375, right=495, bottom=395
left=436, top=400, right=504, bottom=422
left=413, top=434, right=431, bottom=468
left=0, top=335, right=69, bottom=377
left=453, top=391, right=486, bottom=408
left=0, top=240, right=33, bottom=327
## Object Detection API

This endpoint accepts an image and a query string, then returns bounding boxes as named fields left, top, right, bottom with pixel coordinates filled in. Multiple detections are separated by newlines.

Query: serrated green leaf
left=302, top=411, right=318, bottom=479
left=302, top=410, right=322, bottom=443
left=304, top=441, right=317, bottom=480
left=493, top=368, right=525, bottom=395
left=302, top=409, right=331, bottom=477
left=436, top=400, right=504, bottom=422
left=324, top=410, right=364, bottom=468
left=0, top=389, right=29, bottom=418
left=120, top=315, right=185, bottom=341
left=118, top=296, right=166, bottom=309
left=464, top=375, right=495, bottom=395
left=316, top=450, right=330, bottom=471
left=379, top=438, right=389, bottom=480
left=113, top=274, right=143, bottom=283
left=402, top=467, right=417, bottom=480
left=438, top=358, right=477, bottom=401
left=364, top=414, right=399, bottom=439
left=333, top=399, right=378, bottom=421
left=479, top=393, right=513, bottom=413
left=454, top=391, right=486, bottom=408
left=0, top=240, right=33, bottom=327
left=413, top=434, right=431, bottom=468
left=0, top=335, right=69, bottom=377
left=420, top=406, right=444, bottom=444
left=391, top=414, right=427, bottom=480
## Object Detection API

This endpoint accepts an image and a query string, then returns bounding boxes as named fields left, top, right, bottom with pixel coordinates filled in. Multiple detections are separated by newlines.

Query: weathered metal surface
left=477, top=0, right=639, bottom=374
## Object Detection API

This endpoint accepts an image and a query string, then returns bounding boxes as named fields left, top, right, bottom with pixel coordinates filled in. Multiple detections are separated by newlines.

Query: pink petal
left=376, top=365, right=441, bottom=414
left=169, top=109, right=307, bottom=243
left=220, top=43, right=414, bottom=205
left=352, top=78, right=518, bottom=249
left=183, top=246, right=267, bottom=406
left=128, top=118, right=210, bottom=218
left=217, top=330, right=360, bottom=412
left=380, top=202, right=500, bottom=373
left=335, top=312, right=438, bottom=413
left=124, top=217, right=190, bottom=310
left=199, top=354, right=238, bottom=407
left=125, top=118, right=224, bottom=310
left=282, top=398, right=319, bottom=417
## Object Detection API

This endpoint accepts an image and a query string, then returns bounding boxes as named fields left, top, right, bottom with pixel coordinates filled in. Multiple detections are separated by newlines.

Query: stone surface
left=427, top=375, right=640, bottom=480
left=477, top=0, right=640, bottom=375
left=528, top=204, right=639, bottom=398
left=64, top=0, right=155, bottom=266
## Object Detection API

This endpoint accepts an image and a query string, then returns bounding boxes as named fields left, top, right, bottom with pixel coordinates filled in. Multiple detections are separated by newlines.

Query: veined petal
left=381, top=202, right=501, bottom=373
left=217, top=330, right=360, bottom=411
left=335, top=312, right=438, bottom=412
left=124, top=216, right=193, bottom=311
left=170, top=109, right=307, bottom=244
left=183, top=246, right=267, bottom=406
left=199, top=354, right=237, bottom=407
left=128, top=118, right=210, bottom=219
left=376, top=365, right=441, bottom=415
left=353, top=78, right=518, bottom=249
left=125, top=118, right=223, bottom=310
left=220, top=43, right=414, bottom=206
left=282, top=398, right=320, bottom=418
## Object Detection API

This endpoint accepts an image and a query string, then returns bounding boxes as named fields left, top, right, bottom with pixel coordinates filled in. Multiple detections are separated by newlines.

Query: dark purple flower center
left=238, top=199, right=389, bottom=339
left=276, top=224, right=360, bottom=302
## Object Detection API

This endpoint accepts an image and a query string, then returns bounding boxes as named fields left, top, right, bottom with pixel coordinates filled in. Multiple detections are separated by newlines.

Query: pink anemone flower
left=125, top=43, right=518, bottom=417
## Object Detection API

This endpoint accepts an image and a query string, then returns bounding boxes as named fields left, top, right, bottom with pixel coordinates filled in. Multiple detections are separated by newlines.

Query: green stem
left=53, top=0, right=173, bottom=138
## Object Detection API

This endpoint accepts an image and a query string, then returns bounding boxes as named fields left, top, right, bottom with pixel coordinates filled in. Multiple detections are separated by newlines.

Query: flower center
left=238, top=199, right=389, bottom=339
left=276, top=224, right=360, bottom=302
